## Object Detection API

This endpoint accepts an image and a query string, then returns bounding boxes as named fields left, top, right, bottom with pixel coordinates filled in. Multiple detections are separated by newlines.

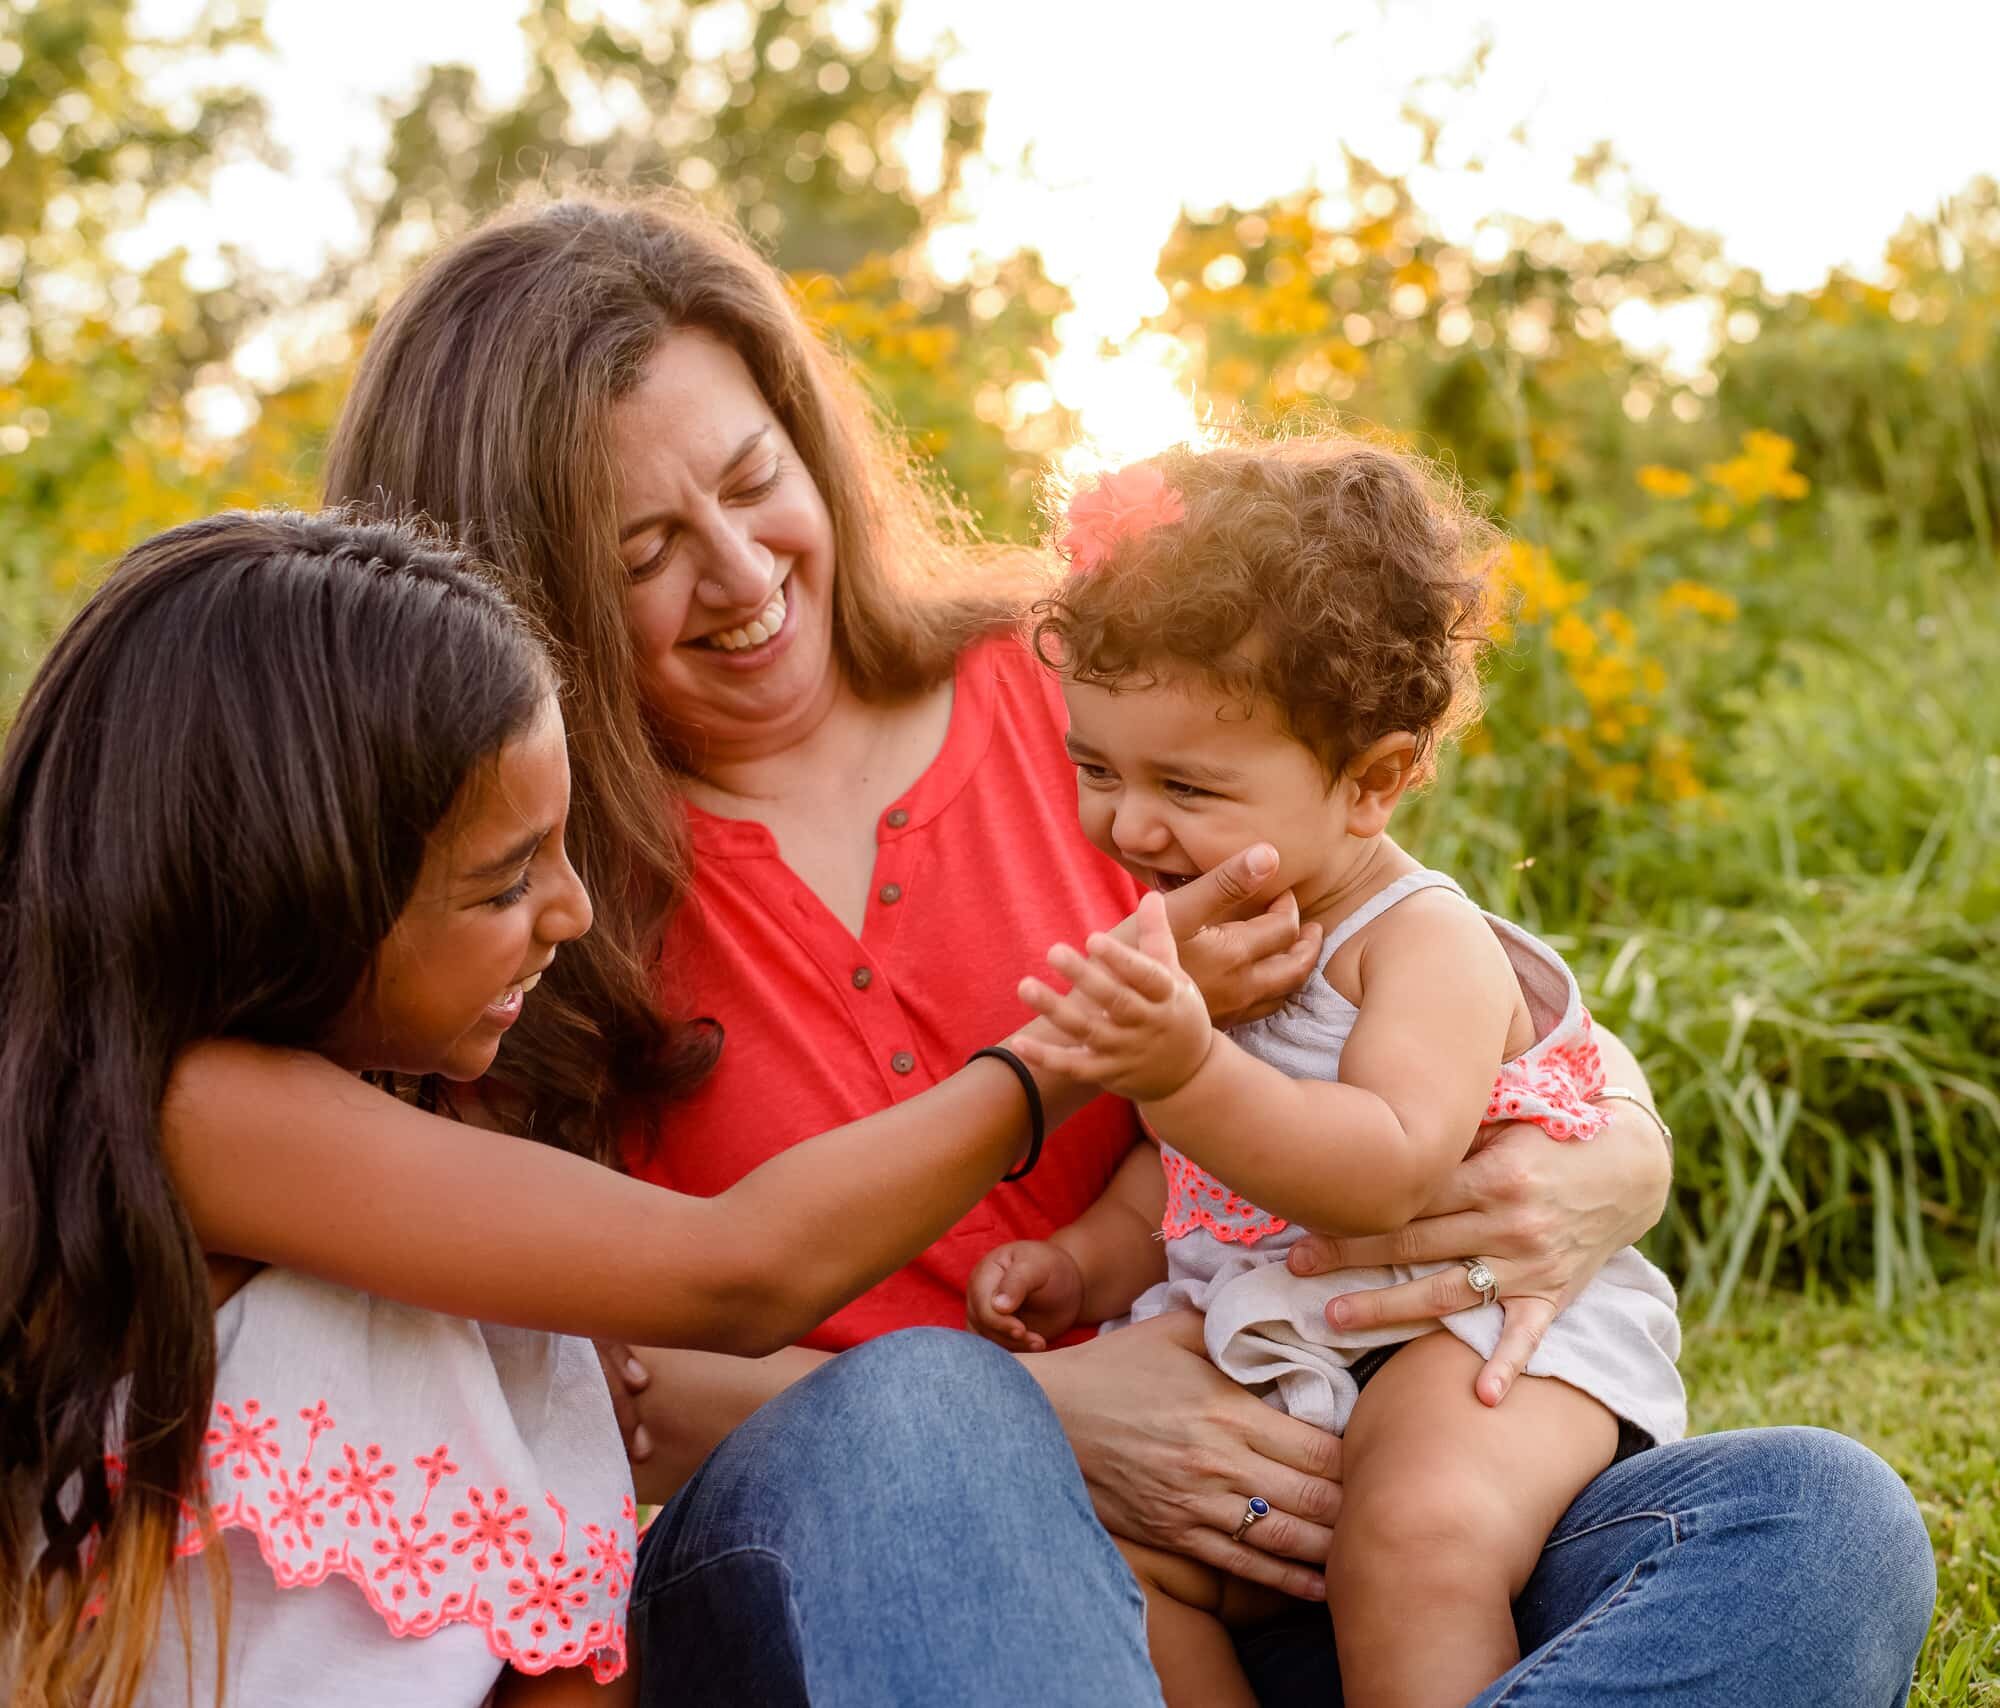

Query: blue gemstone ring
left=1230, top=1496, right=1272, bottom=1542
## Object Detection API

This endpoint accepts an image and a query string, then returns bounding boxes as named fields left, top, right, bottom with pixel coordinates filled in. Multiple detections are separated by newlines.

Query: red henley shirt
left=627, top=635, right=1146, bottom=1352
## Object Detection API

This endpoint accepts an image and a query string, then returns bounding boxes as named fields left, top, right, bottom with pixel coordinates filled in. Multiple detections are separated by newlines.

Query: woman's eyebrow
left=617, top=427, right=772, bottom=542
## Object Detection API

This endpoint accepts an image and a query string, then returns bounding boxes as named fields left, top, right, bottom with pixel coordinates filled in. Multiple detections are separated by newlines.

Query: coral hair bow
left=1060, top=464, right=1185, bottom=572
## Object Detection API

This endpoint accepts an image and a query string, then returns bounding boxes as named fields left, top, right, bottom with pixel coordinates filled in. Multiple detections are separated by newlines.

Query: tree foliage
left=0, top=0, right=1069, bottom=704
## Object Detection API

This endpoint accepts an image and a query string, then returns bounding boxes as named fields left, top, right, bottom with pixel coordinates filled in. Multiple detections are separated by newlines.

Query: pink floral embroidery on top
left=160, top=1394, right=634, bottom=1683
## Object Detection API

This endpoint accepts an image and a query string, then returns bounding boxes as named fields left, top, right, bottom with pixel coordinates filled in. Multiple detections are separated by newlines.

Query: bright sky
left=139, top=0, right=2000, bottom=456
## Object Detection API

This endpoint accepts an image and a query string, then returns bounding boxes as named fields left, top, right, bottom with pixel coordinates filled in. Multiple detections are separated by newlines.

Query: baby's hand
left=1013, top=891, right=1216, bottom=1102
left=966, top=1240, right=1086, bottom=1352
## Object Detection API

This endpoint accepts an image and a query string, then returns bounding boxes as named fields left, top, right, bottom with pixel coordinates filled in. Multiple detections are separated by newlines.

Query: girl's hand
left=1285, top=1098, right=1673, bottom=1406
left=1014, top=892, right=1216, bottom=1101
left=1025, top=1310, right=1342, bottom=1601
left=966, top=1240, right=1086, bottom=1352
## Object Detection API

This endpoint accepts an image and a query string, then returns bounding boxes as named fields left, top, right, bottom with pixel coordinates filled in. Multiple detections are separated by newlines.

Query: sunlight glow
left=1046, top=329, right=1206, bottom=485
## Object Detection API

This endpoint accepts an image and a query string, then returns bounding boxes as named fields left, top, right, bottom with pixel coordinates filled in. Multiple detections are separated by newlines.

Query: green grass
left=1685, top=1281, right=2000, bottom=1704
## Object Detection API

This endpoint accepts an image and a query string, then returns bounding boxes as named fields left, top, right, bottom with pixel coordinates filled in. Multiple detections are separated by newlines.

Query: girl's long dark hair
left=0, top=510, right=552, bottom=1708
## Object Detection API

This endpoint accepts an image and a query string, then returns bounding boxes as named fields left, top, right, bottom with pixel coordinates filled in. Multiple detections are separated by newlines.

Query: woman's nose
left=689, top=513, right=775, bottom=609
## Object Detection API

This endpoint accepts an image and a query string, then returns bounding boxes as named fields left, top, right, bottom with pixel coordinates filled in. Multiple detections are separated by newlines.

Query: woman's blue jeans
left=628, top=1328, right=1164, bottom=1706
left=629, top=1329, right=1935, bottom=1707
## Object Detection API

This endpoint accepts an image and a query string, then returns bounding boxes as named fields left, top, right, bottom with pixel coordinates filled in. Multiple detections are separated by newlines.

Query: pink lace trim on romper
left=1159, top=876, right=1610, bottom=1248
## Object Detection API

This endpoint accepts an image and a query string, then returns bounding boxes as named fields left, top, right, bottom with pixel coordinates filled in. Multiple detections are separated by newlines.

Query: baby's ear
left=1343, top=732, right=1420, bottom=836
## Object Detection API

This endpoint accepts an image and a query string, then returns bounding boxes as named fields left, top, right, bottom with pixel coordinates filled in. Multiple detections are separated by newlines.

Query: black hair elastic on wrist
left=969, top=1046, right=1045, bottom=1181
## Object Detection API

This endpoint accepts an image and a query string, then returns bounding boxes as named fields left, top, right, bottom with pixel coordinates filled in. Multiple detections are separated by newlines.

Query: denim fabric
left=629, top=1328, right=1164, bottom=1708
left=1235, top=1425, right=1936, bottom=1707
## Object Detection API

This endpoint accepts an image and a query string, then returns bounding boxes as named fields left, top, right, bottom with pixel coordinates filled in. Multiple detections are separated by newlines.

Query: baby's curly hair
left=1034, top=436, right=1501, bottom=781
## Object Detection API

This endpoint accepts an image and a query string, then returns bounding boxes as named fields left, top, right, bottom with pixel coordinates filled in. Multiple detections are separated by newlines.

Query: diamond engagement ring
left=1462, top=1258, right=1499, bottom=1306
left=1230, top=1497, right=1271, bottom=1542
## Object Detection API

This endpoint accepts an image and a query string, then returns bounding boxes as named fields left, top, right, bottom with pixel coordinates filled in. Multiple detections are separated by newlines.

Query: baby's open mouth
left=696, top=578, right=788, bottom=652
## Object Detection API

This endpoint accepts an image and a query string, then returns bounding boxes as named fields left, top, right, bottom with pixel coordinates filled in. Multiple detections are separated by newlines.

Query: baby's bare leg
left=1115, top=1538, right=1261, bottom=1708
left=1327, top=1330, right=1619, bottom=1708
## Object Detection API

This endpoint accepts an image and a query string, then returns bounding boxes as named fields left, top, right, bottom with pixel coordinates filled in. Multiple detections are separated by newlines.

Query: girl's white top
left=139, top=1267, right=637, bottom=1707
left=1113, top=868, right=1687, bottom=1446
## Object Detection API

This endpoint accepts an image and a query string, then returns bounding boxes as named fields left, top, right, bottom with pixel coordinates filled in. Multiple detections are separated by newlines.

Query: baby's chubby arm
left=1015, top=891, right=1519, bottom=1238
left=966, top=1144, right=1167, bottom=1351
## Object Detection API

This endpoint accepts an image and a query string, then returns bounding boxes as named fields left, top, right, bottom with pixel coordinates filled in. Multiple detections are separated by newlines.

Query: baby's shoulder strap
left=1318, top=868, right=1470, bottom=962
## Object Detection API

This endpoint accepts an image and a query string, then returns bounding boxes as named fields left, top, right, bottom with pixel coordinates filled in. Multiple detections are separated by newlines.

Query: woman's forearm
left=1593, top=1024, right=1655, bottom=1105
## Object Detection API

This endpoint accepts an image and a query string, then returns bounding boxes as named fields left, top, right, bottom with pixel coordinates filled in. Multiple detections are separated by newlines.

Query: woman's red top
left=626, top=636, right=1145, bottom=1351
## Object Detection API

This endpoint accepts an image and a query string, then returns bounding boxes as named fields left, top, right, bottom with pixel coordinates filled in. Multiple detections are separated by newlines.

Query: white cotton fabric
left=1112, top=869, right=1687, bottom=1446
left=137, top=1267, right=637, bottom=1707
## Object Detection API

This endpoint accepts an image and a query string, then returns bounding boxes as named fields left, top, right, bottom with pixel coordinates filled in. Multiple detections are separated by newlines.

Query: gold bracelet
left=1591, top=1086, right=1673, bottom=1155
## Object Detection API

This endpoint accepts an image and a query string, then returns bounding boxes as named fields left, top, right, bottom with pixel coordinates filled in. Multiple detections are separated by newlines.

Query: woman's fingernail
left=1247, top=844, right=1277, bottom=876
left=1329, top=1299, right=1350, bottom=1327
left=632, top=1425, right=653, bottom=1459
left=625, top=1358, right=647, bottom=1385
left=994, top=1294, right=1013, bottom=1310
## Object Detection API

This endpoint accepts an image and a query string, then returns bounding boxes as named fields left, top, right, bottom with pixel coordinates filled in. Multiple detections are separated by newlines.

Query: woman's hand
left=1286, top=1096, right=1672, bottom=1407
left=1119, top=843, right=1322, bottom=1030
left=1025, top=1310, right=1342, bottom=1601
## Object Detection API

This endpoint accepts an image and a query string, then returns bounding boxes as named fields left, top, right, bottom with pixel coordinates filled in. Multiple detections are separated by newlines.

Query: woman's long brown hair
left=0, top=511, right=552, bottom=1706
left=323, top=191, right=1032, bottom=1156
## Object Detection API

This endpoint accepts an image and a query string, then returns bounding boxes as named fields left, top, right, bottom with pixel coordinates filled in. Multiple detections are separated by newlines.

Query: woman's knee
left=1637, top=1425, right=1936, bottom=1678
left=789, top=1327, right=1068, bottom=1465
left=1762, top=1428, right=1935, bottom=1621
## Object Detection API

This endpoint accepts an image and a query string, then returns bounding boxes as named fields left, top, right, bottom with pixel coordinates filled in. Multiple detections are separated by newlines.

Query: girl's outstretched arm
left=164, top=842, right=1296, bottom=1356
left=163, top=1039, right=1055, bottom=1356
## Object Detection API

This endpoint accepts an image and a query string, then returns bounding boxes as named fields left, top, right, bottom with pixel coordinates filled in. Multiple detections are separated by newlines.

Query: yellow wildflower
left=1497, top=541, right=1585, bottom=625
left=1698, top=500, right=1734, bottom=531
left=1593, top=761, right=1643, bottom=804
left=1551, top=612, right=1597, bottom=662
left=1659, top=580, right=1741, bottom=622
left=1703, top=430, right=1810, bottom=506
left=1636, top=464, right=1693, bottom=499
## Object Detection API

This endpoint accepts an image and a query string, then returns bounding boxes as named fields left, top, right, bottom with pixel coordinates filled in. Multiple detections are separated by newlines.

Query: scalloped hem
left=172, top=1497, right=628, bottom=1683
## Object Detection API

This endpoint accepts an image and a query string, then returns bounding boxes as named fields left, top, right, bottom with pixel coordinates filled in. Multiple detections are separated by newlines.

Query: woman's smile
left=684, top=571, right=800, bottom=669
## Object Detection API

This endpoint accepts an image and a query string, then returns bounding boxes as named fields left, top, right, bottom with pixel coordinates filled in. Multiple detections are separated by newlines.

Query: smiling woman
left=610, top=333, right=840, bottom=761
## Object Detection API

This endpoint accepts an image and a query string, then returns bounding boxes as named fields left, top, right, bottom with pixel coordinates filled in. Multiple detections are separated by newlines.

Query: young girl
left=966, top=444, right=1685, bottom=1708
left=0, top=511, right=1096, bottom=1708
